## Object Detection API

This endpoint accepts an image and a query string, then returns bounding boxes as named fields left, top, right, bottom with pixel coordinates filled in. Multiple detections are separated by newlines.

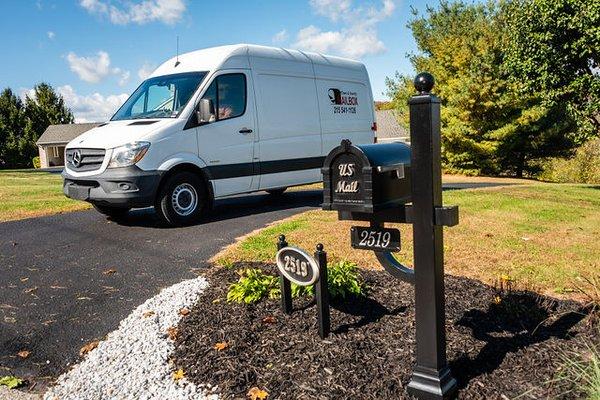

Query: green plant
left=0, top=375, right=23, bottom=389
left=326, top=260, right=365, bottom=299
left=226, top=269, right=279, bottom=304
left=32, top=156, right=41, bottom=169
left=226, top=260, right=365, bottom=304
left=294, top=260, right=365, bottom=299
left=555, top=333, right=600, bottom=400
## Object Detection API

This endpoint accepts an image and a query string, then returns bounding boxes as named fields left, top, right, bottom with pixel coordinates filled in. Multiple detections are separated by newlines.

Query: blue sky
left=0, top=0, right=431, bottom=122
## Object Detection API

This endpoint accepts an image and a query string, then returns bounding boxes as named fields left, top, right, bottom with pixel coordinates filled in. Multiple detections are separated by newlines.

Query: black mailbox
left=322, top=139, right=411, bottom=213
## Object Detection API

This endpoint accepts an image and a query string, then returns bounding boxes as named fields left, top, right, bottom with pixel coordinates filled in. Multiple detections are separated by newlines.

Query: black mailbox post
left=322, top=73, right=458, bottom=399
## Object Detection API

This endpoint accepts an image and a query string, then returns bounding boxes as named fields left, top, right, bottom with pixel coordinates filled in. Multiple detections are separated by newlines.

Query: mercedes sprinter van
left=62, top=44, right=375, bottom=226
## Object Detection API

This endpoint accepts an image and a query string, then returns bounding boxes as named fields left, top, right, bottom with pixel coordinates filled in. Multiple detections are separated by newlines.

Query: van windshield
left=111, top=72, right=207, bottom=121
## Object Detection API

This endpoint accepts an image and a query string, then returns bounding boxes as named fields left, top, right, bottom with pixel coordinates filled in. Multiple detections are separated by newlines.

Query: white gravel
left=44, top=277, right=219, bottom=400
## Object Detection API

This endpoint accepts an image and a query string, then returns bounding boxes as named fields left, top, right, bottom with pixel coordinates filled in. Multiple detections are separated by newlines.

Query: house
left=36, top=123, right=99, bottom=168
left=375, top=109, right=409, bottom=143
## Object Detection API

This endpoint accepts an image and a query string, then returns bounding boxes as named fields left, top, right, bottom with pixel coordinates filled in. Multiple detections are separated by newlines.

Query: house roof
left=375, top=109, right=408, bottom=140
left=36, top=123, right=99, bottom=146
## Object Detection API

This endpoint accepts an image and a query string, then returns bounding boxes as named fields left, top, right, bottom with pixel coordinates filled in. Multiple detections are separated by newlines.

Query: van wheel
left=266, top=188, right=287, bottom=196
left=93, top=204, right=130, bottom=220
left=155, top=171, right=207, bottom=226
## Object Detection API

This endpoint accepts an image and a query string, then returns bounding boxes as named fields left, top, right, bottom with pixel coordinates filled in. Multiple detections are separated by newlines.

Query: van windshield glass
left=111, top=72, right=206, bottom=121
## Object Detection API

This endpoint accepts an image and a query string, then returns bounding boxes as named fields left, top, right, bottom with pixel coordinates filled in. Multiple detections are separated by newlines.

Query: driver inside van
left=201, top=75, right=245, bottom=122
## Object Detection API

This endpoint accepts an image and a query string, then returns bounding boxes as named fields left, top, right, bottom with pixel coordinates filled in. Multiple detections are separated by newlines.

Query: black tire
left=93, top=204, right=130, bottom=220
left=266, top=187, right=287, bottom=196
left=155, top=171, right=207, bottom=226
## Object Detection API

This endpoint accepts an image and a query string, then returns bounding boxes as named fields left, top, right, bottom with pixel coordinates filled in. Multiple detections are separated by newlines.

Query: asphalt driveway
left=0, top=190, right=322, bottom=386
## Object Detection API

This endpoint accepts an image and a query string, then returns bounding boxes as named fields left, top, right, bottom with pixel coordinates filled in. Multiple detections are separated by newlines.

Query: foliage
left=32, top=156, right=41, bottom=169
left=503, top=0, right=600, bottom=142
left=0, top=375, right=24, bottom=389
left=539, top=138, right=600, bottom=184
left=289, top=260, right=365, bottom=299
left=324, top=260, right=364, bottom=299
left=0, top=83, right=73, bottom=168
left=556, top=333, right=600, bottom=399
left=227, top=269, right=280, bottom=304
left=226, top=261, right=365, bottom=304
left=386, top=0, right=589, bottom=176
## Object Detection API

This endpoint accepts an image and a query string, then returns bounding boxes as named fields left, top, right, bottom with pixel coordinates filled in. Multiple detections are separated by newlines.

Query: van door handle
left=239, top=128, right=253, bottom=134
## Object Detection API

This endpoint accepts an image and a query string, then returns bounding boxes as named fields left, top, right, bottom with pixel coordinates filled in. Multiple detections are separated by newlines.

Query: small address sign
left=276, top=247, right=319, bottom=286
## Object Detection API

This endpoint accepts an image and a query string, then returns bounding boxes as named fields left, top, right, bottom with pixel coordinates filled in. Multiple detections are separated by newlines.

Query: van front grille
left=65, top=148, right=106, bottom=172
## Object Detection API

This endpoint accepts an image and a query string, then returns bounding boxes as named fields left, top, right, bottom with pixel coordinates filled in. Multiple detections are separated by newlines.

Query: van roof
left=149, top=44, right=366, bottom=78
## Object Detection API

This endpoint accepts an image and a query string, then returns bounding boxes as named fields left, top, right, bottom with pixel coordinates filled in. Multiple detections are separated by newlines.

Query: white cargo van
left=63, top=44, right=375, bottom=226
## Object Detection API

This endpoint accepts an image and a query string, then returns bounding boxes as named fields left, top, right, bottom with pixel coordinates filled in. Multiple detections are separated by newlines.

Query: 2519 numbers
left=358, top=230, right=392, bottom=249
left=283, top=255, right=308, bottom=277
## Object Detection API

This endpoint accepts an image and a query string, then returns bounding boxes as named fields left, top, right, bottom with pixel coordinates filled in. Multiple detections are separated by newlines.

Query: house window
left=52, top=147, right=60, bottom=158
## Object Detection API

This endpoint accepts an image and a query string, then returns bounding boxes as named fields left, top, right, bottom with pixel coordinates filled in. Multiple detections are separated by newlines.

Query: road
left=0, top=190, right=322, bottom=386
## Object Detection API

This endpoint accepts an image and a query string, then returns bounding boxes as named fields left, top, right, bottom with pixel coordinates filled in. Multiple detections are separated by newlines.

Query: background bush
left=32, top=156, right=40, bottom=169
left=539, top=138, right=600, bottom=184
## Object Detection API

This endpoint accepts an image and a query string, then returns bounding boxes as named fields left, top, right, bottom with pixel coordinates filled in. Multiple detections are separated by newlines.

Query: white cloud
left=66, top=50, right=128, bottom=85
left=292, top=0, right=395, bottom=59
left=272, top=29, right=289, bottom=44
left=66, top=51, right=112, bottom=83
left=47, top=31, right=56, bottom=40
left=79, top=0, right=186, bottom=25
left=118, top=70, right=131, bottom=87
left=137, top=63, right=156, bottom=81
left=57, top=85, right=129, bottom=122
left=310, top=0, right=352, bottom=21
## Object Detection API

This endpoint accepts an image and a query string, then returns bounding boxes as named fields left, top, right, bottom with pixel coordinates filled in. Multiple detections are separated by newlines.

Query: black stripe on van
left=205, top=156, right=325, bottom=180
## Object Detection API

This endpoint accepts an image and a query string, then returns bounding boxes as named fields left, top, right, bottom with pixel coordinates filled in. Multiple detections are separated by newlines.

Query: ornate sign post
left=275, top=235, right=331, bottom=339
left=321, top=73, right=458, bottom=399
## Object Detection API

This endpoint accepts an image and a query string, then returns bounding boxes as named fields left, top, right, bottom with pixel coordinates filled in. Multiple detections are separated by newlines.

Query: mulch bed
left=173, top=263, right=595, bottom=399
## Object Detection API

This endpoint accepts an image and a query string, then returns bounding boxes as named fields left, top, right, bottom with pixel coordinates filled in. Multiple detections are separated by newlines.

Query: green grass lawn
left=0, top=169, right=90, bottom=222
left=215, top=181, right=600, bottom=298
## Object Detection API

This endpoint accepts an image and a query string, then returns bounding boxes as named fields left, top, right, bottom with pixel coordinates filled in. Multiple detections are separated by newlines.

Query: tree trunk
left=515, top=153, right=525, bottom=178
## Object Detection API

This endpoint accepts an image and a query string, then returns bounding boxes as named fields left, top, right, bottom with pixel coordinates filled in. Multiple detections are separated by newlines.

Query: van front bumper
left=62, top=166, right=163, bottom=208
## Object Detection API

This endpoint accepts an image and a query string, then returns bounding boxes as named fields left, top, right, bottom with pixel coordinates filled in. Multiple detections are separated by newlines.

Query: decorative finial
left=316, top=243, right=324, bottom=252
left=341, top=139, right=352, bottom=150
left=278, top=234, right=286, bottom=242
left=414, top=72, right=435, bottom=94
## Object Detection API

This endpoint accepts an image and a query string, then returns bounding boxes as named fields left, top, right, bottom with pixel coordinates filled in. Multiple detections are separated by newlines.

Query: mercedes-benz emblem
left=72, top=150, right=82, bottom=168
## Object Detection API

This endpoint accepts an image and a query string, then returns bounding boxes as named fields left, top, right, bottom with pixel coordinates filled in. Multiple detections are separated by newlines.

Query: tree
left=0, top=88, right=27, bottom=167
left=0, top=83, right=73, bottom=168
left=386, top=1, right=579, bottom=176
left=22, top=83, right=74, bottom=164
left=503, top=0, right=600, bottom=140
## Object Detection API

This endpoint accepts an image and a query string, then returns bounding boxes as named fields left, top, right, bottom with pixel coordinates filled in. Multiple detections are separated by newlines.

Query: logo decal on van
left=328, top=88, right=358, bottom=115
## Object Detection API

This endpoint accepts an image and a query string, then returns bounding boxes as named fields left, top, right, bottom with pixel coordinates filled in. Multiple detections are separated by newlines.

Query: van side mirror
left=196, top=98, right=215, bottom=125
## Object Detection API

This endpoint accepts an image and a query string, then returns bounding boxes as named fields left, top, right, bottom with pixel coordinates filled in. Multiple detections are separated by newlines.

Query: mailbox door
left=329, top=153, right=368, bottom=209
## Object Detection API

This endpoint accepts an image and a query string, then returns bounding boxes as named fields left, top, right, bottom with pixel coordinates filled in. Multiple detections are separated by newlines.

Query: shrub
left=539, top=138, right=600, bottom=184
left=283, top=260, right=365, bottom=299
left=32, top=156, right=41, bottom=169
left=226, top=261, right=365, bottom=304
left=226, top=269, right=279, bottom=304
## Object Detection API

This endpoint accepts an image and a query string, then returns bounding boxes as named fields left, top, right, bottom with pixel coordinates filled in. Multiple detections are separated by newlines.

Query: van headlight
left=108, top=142, right=150, bottom=168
